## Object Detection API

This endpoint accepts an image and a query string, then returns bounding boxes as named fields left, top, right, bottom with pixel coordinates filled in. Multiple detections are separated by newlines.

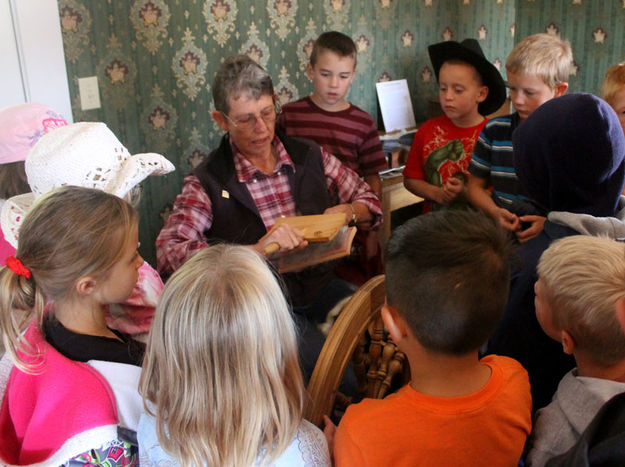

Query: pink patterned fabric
left=105, top=261, right=163, bottom=336
left=0, top=103, right=67, bottom=164
left=0, top=225, right=15, bottom=267
left=234, top=139, right=298, bottom=226
left=0, top=323, right=118, bottom=465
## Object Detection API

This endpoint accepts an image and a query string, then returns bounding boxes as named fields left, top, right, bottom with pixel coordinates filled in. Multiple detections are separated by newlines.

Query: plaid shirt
left=156, top=135, right=382, bottom=274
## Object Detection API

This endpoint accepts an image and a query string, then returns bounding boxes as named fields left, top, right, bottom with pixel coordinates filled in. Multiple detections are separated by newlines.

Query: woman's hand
left=255, top=224, right=308, bottom=257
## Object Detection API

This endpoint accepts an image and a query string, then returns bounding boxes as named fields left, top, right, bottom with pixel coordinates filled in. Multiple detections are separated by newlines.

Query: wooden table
left=379, top=170, right=423, bottom=246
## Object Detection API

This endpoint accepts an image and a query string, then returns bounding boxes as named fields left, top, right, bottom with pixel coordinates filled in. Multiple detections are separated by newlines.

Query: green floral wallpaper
left=515, top=0, right=625, bottom=95
left=58, top=0, right=622, bottom=263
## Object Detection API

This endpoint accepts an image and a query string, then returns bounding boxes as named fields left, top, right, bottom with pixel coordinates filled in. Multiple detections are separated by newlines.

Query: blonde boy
left=467, top=34, right=572, bottom=242
left=333, top=210, right=532, bottom=466
left=602, top=62, right=625, bottom=134
left=526, top=235, right=625, bottom=466
left=403, top=39, right=506, bottom=213
left=277, top=31, right=387, bottom=195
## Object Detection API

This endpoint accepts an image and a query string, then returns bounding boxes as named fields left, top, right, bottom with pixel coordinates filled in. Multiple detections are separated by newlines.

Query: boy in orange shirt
left=403, top=39, right=506, bottom=212
left=333, top=210, right=532, bottom=467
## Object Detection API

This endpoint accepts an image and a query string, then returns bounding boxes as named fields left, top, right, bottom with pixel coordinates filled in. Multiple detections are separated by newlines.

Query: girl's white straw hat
left=1, top=121, right=175, bottom=248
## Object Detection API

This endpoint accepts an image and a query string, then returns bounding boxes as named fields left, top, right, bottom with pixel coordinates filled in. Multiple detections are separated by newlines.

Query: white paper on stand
left=375, top=79, right=417, bottom=134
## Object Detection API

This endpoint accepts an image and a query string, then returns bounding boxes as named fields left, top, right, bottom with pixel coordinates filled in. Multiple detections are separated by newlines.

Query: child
left=0, top=187, right=145, bottom=465
left=1, top=121, right=174, bottom=338
left=138, top=244, right=330, bottom=466
left=467, top=33, right=572, bottom=242
left=277, top=31, right=386, bottom=283
left=332, top=210, right=532, bottom=466
left=0, top=103, right=67, bottom=265
left=486, top=93, right=625, bottom=412
left=277, top=31, right=387, bottom=195
left=403, top=39, right=506, bottom=213
left=525, top=235, right=625, bottom=466
left=602, top=62, right=625, bottom=134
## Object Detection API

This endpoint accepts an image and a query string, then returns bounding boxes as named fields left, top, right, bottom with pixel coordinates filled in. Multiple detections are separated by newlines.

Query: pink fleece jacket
left=0, top=323, right=119, bottom=465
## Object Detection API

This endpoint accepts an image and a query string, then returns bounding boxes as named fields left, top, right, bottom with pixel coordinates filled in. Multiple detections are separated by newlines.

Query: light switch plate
left=78, top=76, right=101, bottom=110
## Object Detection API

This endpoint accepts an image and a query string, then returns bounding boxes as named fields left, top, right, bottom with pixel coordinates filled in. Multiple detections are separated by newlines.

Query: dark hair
left=0, top=162, right=29, bottom=199
left=310, top=31, right=357, bottom=67
left=385, top=210, right=513, bottom=355
left=440, top=59, right=484, bottom=86
left=212, top=55, right=274, bottom=115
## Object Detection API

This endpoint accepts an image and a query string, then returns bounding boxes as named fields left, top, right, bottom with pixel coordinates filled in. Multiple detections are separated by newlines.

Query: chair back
left=304, top=274, right=409, bottom=426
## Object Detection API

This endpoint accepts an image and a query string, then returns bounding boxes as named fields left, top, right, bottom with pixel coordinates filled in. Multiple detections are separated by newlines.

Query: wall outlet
left=78, top=76, right=101, bottom=110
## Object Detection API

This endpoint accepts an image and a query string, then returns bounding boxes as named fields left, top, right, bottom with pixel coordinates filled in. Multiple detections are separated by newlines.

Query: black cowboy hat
left=428, top=38, right=506, bottom=116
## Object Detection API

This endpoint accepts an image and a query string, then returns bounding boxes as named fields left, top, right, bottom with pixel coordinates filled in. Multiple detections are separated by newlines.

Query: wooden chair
left=304, top=274, right=410, bottom=427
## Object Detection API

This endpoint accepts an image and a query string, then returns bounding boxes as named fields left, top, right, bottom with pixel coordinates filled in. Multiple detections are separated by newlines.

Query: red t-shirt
left=403, top=114, right=487, bottom=212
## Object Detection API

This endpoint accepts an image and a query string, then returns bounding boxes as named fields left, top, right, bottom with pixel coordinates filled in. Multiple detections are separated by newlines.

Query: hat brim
left=428, top=41, right=507, bottom=116
left=105, top=152, right=175, bottom=198
left=1, top=193, right=34, bottom=249
left=1, top=152, right=175, bottom=249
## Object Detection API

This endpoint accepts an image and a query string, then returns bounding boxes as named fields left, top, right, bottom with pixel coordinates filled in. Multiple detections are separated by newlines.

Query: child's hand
left=437, top=177, right=465, bottom=205
left=515, top=215, right=546, bottom=243
left=323, top=415, right=337, bottom=456
left=493, top=207, right=520, bottom=232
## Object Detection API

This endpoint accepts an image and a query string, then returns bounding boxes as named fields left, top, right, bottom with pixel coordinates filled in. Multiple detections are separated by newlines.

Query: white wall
left=0, top=0, right=73, bottom=122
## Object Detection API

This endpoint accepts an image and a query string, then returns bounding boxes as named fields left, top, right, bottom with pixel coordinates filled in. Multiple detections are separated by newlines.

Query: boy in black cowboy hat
left=403, top=38, right=506, bottom=213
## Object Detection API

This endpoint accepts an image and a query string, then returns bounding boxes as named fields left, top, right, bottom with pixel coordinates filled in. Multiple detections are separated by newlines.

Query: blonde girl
left=0, top=187, right=145, bottom=466
left=1, top=121, right=174, bottom=338
left=139, top=244, right=330, bottom=466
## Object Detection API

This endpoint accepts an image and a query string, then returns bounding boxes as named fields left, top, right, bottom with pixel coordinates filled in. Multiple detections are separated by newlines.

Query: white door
left=0, top=0, right=73, bottom=121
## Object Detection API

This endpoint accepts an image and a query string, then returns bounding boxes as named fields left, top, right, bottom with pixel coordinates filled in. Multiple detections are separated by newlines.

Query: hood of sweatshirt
left=513, top=93, right=625, bottom=218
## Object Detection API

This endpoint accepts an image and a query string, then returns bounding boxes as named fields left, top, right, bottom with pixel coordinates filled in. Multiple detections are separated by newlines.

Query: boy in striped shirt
left=277, top=31, right=387, bottom=196
left=467, top=34, right=571, bottom=243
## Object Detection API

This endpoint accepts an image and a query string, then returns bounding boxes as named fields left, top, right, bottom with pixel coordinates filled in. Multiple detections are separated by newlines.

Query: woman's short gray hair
left=212, top=55, right=274, bottom=115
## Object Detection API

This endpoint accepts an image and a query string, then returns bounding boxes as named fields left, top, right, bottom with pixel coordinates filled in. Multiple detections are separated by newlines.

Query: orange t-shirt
left=334, top=355, right=532, bottom=467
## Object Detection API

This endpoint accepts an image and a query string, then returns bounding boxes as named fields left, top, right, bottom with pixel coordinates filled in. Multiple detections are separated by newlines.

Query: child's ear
left=75, top=276, right=97, bottom=296
left=212, top=111, right=229, bottom=132
left=560, top=330, right=576, bottom=355
left=554, top=82, right=569, bottom=98
left=306, top=62, right=314, bottom=81
left=381, top=303, right=409, bottom=344
left=615, top=297, right=625, bottom=336
left=477, top=86, right=489, bottom=104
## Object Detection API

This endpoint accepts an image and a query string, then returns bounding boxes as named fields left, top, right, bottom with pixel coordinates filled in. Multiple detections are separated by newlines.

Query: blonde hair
left=602, top=63, right=625, bottom=106
left=506, top=33, right=573, bottom=89
left=0, top=186, right=137, bottom=372
left=140, top=244, right=305, bottom=467
left=537, top=235, right=625, bottom=366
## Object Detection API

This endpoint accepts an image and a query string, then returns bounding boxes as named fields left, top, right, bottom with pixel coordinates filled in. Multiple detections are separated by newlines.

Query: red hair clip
left=6, top=256, right=31, bottom=279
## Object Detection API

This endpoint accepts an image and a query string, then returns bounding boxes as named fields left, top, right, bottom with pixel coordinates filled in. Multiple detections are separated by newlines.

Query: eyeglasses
left=222, top=102, right=281, bottom=130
